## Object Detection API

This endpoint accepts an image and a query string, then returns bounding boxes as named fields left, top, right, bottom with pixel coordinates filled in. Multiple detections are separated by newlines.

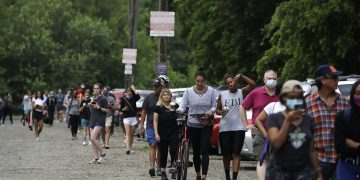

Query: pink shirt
left=241, top=86, right=279, bottom=125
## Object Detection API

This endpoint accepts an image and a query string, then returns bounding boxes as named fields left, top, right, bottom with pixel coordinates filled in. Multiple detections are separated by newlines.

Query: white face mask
left=266, top=79, right=277, bottom=89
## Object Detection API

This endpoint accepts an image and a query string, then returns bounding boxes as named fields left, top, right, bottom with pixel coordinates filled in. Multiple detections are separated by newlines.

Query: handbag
left=123, top=97, right=139, bottom=117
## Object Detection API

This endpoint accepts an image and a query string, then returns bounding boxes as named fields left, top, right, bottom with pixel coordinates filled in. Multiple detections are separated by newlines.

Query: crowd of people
left=1, top=64, right=360, bottom=180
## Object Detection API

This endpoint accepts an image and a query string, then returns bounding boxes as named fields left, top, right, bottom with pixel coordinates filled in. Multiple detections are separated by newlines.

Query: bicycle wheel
left=181, top=142, right=189, bottom=180
left=176, top=144, right=184, bottom=180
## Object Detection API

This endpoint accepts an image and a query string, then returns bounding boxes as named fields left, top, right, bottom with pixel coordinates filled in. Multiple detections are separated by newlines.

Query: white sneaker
left=97, top=153, right=106, bottom=164
left=88, top=141, right=92, bottom=145
left=89, top=158, right=98, bottom=164
left=82, top=141, right=87, bottom=146
left=1, top=124, right=5, bottom=127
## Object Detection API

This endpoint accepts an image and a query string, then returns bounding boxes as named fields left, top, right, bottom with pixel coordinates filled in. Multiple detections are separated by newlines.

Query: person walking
left=266, top=80, right=323, bottom=179
left=306, top=65, right=349, bottom=180
left=140, top=77, right=165, bottom=177
left=215, top=73, right=256, bottom=180
left=22, top=90, right=33, bottom=126
left=32, top=91, right=46, bottom=141
left=120, top=85, right=140, bottom=154
left=154, top=89, right=178, bottom=180
left=46, top=91, right=57, bottom=126
left=335, top=79, right=360, bottom=180
left=239, top=70, right=278, bottom=180
left=68, top=90, right=81, bottom=140
left=178, top=69, right=217, bottom=180
left=102, top=86, right=116, bottom=149
left=80, top=89, right=91, bottom=146
left=0, top=95, right=4, bottom=125
left=88, top=83, right=109, bottom=164
left=2, top=91, right=14, bottom=126
left=56, top=88, right=65, bottom=122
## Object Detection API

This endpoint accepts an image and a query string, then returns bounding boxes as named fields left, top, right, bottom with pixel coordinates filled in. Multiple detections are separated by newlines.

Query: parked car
left=170, top=88, right=188, bottom=104
left=336, top=75, right=360, bottom=98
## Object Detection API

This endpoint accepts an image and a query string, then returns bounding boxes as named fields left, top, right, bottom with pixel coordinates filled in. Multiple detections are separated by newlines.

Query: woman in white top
left=32, top=91, right=47, bottom=141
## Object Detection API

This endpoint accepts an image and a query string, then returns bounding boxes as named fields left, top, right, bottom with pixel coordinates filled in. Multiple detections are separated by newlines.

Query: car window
left=338, top=84, right=353, bottom=97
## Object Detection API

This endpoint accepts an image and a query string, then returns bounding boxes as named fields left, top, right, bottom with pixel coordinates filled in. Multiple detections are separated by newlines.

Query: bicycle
left=170, top=113, right=214, bottom=180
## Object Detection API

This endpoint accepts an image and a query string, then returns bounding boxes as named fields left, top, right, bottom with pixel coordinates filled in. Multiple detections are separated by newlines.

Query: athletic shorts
left=146, top=128, right=157, bottom=145
left=219, top=130, right=246, bottom=156
left=105, top=116, right=113, bottom=127
left=81, top=118, right=90, bottom=126
left=123, top=117, right=138, bottom=126
left=32, top=110, right=45, bottom=121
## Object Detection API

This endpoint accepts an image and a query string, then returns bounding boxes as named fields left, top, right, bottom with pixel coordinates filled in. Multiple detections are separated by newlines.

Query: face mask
left=286, top=98, right=304, bottom=110
left=266, top=79, right=277, bottom=89
left=354, top=95, right=360, bottom=107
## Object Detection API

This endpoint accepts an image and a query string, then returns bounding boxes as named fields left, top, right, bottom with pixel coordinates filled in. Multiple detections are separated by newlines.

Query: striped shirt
left=305, top=92, right=349, bottom=163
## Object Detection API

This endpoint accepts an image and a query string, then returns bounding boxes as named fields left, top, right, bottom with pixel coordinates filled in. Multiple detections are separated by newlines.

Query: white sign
left=125, top=64, right=132, bottom=70
left=122, top=48, right=137, bottom=64
left=124, top=69, right=132, bottom=74
left=150, top=11, right=175, bottom=37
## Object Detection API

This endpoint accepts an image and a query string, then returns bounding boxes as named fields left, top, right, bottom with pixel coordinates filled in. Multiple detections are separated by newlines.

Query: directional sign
left=122, top=48, right=137, bottom=64
left=156, top=61, right=168, bottom=75
left=150, top=11, right=175, bottom=37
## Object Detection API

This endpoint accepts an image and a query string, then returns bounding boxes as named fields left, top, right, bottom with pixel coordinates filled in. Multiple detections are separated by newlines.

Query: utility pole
left=126, top=0, right=138, bottom=87
left=158, top=0, right=167, bottom=72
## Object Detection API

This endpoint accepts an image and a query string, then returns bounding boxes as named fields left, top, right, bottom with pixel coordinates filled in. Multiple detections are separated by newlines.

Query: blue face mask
left=285, top=99, right=304, bottom=110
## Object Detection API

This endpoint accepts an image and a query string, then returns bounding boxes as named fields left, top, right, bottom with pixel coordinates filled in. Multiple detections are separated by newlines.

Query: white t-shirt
left=23, top=95, right=32, bottom=111
left=263, top=101, right=286, bottom=115
left=32, top=98, right=46, bottom=112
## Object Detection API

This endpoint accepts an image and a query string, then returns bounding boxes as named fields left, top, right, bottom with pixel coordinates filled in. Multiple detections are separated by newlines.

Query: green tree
left=257, top=0, right=360, bottom=81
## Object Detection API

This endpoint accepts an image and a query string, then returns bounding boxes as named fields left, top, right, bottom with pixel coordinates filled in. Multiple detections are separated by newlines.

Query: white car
left=170, top=88, right=188, bottom=104
left=336, top=75, right=360, bottom=98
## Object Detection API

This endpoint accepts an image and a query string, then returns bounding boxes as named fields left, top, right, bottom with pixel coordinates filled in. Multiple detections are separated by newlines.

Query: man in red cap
left=305, top=65, right=349, bottom=179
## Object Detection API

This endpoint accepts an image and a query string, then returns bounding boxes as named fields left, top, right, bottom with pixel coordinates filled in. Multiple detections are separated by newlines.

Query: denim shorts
left=81, top=118, right=90, bottom=126
left=146, top=128, right=157, bottom=145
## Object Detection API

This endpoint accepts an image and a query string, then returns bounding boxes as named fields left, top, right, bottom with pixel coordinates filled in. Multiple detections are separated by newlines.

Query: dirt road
left=0, top=118, right=256, bottom=180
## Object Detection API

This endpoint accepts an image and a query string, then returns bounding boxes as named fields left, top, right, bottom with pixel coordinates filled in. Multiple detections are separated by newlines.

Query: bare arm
left=154, top=112, right=160, bottom=142
left=267, top=112, right=292, bottom=149
left=215, top=95, right=224, bottom=115
left=346, top=139, right=360, bottom=149
left=309, top=142, right=323, bottom=180
left=239, top=74, right=256, bottom=95
left=140, top=108, right=147, bottom=136
left=255, top=110, right=268, bottom=137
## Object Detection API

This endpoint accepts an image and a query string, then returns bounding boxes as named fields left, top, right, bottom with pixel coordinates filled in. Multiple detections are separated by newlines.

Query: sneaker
left=97, top=153, right=106, bottom=164
left=89, top=158, right=98, bottom=164
left=36, top=137, right=39, bottom=142
left=149, top=168, right=155, bottom=177
left=126, top=150, right=130, bottom=154
left=156, top=169, right=162, bottom=176
left=29, top=126, right=33, bottom=131
left=161, top=172, right=168, bottom=180
left=88, top=141, right=92, bottom=145
left=23, top=121, right=25, bottom=126
left=82, top=141, right=87, bottom=146
left=72, top=136, right=75, bottom=140
left=1, top=124, right=5, bottom=127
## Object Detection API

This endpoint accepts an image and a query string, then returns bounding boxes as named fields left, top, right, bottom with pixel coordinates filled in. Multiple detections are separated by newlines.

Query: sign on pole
left=122, top=48, right=137, bottom=64
left=156, top=61, right=168, bottom=75
left=124, top=69, right=132, bottom=74
left=150, top=11, right=175, bottom=37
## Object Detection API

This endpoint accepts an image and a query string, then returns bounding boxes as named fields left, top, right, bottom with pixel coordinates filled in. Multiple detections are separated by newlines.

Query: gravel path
left=0, top=118, right=256, bottom=180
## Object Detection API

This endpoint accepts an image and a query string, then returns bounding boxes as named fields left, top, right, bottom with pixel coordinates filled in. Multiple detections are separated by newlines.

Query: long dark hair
left=35, top=91, right=44, bottom=100
left=349, top=79, right=360, bottom=107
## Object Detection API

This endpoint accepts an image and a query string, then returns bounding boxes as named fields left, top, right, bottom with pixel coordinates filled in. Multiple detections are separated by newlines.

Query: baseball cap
left=315, top=65, right=343, bottom=78
left=153, top=78, right=164, bottom=88
left=280, top=80, right=303, bottom=95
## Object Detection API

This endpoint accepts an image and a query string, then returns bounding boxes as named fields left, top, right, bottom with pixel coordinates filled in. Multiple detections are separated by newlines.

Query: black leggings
left=2, top=106, right=13, bottom=124
left=69, top=115, right=80, bottom=137
left=159, top=137, right=178, bottom=168
left=188, top=126, right=212, bottom=175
